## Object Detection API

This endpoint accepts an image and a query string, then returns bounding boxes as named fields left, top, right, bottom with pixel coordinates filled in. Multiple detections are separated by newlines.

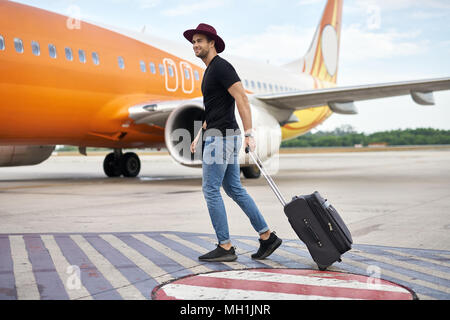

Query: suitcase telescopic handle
left=245, top=146, right=287, bottom=207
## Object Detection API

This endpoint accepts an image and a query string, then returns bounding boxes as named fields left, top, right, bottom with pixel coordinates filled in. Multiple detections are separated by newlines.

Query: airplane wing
left=256, top=77, right=450, bottom=114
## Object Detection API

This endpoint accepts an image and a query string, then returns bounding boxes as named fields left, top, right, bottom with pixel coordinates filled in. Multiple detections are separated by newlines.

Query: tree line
left=280, top=126, right=450, bottom=148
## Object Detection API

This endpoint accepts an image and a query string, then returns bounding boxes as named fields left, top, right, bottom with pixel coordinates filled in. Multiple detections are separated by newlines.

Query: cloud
left=226, top=25, right=315, bottom=65
left=350, top=0, right=450, bottom=11
left=296, top=0, right=322, bottom=6
left=137, top=0, right=160, bottom=9
left=225, top=22, right=427, bottom=67
left=162, top=0, right=226, bottom=17
left=340, top=25, right=428, bottom=61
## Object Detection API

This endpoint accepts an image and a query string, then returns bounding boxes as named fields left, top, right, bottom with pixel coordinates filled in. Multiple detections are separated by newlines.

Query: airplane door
left=180, top=62, right=194, bottom=94
left=163, top=58, right=178, bottom=92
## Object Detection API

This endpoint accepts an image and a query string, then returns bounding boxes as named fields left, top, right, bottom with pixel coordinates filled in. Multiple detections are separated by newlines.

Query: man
left=183, top=23, right=282, bottom=262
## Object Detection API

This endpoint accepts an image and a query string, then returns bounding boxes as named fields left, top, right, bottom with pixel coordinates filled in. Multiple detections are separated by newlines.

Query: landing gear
left=241, top=165, right=261, bottom=179
left=103, top=149, right=141, bottom=178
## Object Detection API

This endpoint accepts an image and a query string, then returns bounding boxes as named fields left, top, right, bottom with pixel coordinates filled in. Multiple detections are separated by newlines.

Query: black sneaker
left=198, top=245, right=238, bottom=262
left=251, top=232, right=282, bottom=260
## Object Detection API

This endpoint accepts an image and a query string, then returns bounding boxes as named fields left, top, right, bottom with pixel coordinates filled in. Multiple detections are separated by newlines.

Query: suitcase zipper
left=306, top=198, right=344, bottom=252
left=303, top=219, right=323, bottom=248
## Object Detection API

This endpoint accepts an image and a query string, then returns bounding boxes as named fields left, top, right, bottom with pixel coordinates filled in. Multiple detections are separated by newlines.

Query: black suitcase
left=245, top=147, right=353, bottom=270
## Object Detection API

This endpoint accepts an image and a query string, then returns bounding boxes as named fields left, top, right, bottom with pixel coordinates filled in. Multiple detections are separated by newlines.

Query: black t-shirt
left=201, top=55, right=241, bottom=137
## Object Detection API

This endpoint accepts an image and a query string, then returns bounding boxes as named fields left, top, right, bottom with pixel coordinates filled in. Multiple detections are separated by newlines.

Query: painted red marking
left=153, top=269, right=415, bottom=300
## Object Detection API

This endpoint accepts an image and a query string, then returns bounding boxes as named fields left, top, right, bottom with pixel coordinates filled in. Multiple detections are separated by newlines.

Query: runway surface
left=0, top=149, right=449, bottom=300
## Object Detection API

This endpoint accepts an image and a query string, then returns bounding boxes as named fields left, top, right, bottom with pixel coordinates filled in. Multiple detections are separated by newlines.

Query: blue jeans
left=202, top=135, right=269, bottom=245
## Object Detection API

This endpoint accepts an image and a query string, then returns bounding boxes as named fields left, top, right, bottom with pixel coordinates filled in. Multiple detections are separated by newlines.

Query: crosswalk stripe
left=70, top=235, right=146, bottom=300
left=334, top=252, right=436, bottom=300
left=100, top=234, right=173, bottom=284
left=161, top=233, right=247, bottom=270
left=235, top=238, right=294, bottom=268
left=245, top=239, right=319, bottom=269
left=9, top=235, right=40, bottom=300
left=383, top=249, right=450, bottom=269
left=40, top=235, right=92, bottom=300
left=350, top=249, right=450, bottom=294
left=268, top=242, right=438, bottom=300
left=1, top=231, right=448, bottom=300
left=358, top=248, right=450, bottom=281
left=132, top=234, right=211, bottom=274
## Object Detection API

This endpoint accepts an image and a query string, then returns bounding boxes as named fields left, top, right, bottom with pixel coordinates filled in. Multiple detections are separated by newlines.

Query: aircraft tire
left=121, top=152, right=141, bottom=177
left=103, top=152, right=122, bottom=177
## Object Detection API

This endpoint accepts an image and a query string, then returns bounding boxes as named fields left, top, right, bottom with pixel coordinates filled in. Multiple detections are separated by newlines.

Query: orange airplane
left=1, top=0, right=449, bottom=178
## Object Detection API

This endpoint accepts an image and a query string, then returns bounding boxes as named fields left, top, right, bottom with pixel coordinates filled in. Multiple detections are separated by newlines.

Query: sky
left=11, top=0, right=450, bottom=134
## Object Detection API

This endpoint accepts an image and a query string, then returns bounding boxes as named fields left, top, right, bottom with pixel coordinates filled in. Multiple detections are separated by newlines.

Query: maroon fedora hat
left=183, top=23, right=225, bottom=53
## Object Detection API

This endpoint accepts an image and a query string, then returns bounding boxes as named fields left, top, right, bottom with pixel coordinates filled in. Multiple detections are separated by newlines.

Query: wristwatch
left=245, top=133, right=254, bottom=138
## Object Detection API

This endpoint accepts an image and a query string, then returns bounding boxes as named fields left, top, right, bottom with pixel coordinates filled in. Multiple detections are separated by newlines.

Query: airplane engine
left=0, top=146, right=55, bottom=167
left=164, top=101, right=205, bottom=168
left=164, top=101, right=281, bottom=177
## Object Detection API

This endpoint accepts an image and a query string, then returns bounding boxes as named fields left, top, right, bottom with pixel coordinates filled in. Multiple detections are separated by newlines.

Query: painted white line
left=384, top=249, right=450, bottom=269
left=332, top=250, right=434, bottom=300
left=100, top=234, right=173, bottom=284
left=70, top=235, right=146, bottom=300
left=9, top=235, right=40, bottom=300
left=160, top=283, right=357, bottom=300
left=161, top=233, right=247, bottom=270
left=351, top=249, right=450, bottom=294
left=235, top=238, right=294, bottom=268
left=198, top=235, right=286, bottom=268
left=199, top=270, right=409, bottom=293
left=132, top=234, right=211, bottom=274
left=41, top=235, right=92, bottom=300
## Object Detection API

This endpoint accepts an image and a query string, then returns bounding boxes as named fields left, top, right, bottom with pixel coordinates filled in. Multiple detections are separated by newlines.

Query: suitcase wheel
left=317, top=263, right=328, bottom=271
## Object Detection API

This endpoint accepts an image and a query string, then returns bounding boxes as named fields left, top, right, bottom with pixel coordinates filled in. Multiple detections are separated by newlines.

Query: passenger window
left=14, top=38, right=23, bottom=53
left=140, top=60, right=146, bottom=72
left=48, top=44, right=57, bottom=58
left=251, top=80, right=255, bottom=89
left=168, top=65, right=174, bottom=77
left=194, top=70, right=200, bottom=81
left=92, top=52, right=99, bottom=65
left=65, top=47, right=73, bottom=61
left=118, top=56, right=125, bottom=69
left=149, top=62, right=156, bottom=74
left=78, top=49, right=86, bottom=63
left=257, top=82, right=261, bottom=90
left=158, top=63, right=164, bottom=75
left=184, top=68, right=190, bottom=79
left=244, top=79, right=249, bottom=88
left=31, top=41, right=40, bottom=56
left=269, top=84, right=273, bottom=91
left=0, top=35, right=4, bottom=50
left=263, top=83, right=267, bottom=91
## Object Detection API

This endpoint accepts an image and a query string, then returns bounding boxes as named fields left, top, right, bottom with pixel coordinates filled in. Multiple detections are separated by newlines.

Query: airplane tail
left=284, top=0, right=343, bottom=84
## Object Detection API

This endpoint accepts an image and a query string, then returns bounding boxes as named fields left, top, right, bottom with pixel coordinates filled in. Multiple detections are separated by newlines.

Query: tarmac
left=0, top=148, right=449, bottom=300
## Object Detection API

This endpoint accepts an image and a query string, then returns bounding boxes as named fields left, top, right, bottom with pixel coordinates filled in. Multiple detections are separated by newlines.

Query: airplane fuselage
left=0, top=1, right=334, bottom=149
